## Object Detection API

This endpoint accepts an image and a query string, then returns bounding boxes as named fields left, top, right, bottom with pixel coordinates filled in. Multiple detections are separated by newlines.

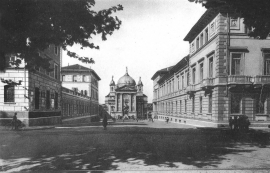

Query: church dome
left=117, top=68, right=136, bottom=87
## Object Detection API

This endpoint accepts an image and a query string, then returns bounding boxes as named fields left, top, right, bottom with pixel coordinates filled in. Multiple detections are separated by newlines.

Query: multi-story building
left=0, top=45, right=62, bottom=126
left=105, top=68, right=148, bottom=119
left=152, top=9, right=270, bottom=127
left=61, top=64, right=101, bottom=117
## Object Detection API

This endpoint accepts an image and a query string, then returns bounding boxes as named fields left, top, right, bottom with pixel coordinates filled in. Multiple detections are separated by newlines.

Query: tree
left=0, top=0, right=123, bottom=71
left=189, top=0, right=270, bottom=39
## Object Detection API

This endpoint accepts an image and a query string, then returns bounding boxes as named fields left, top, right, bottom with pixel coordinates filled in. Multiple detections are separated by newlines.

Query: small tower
left=110, top=76, right=115, bottom=92
left=137, top=77, right=143, bottom=93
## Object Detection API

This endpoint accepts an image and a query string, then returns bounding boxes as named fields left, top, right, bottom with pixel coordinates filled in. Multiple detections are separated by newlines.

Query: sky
left=62, top=0, right=206, bottom=104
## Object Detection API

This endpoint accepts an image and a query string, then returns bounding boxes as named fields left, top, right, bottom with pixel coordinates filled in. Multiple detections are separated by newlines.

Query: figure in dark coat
left=12, top=112, right=18, bottom=130
left=229, top=117, right=233, bottom=130
left=103, top=116, right=108, bottom=130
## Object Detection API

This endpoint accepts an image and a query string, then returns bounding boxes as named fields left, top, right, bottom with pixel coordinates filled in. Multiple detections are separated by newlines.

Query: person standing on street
left=12, top=112, right=18, bottom=130
left=103, top=115, right=108, bottom=130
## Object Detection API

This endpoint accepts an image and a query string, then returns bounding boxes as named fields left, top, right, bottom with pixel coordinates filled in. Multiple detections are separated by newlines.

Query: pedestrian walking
left=229, top=116, right=233, bottom=130
left=12, top=112, right=18, bottom=130
left=103, top=115, right=108, bottom=130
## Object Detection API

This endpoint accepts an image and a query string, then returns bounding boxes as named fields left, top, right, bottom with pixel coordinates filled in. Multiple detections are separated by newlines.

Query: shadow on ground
left=0, top=127, right=270, bottom=172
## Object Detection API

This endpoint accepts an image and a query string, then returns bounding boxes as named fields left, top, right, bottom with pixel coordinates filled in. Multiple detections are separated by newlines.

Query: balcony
left=200, top=78, right=214, bottom=90
left=227, top=75, right=252, bottom=85
left=253, top=75, right=270, bottom=86
left=186, top=84, right=196, bottom=97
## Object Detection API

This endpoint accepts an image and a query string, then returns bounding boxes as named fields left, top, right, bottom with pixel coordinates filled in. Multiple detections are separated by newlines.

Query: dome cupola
left=110, top=76, right=115, bottom=86
left=117, top=67, right=136, bottom=87
left=137, top=77, right=143, bottom=86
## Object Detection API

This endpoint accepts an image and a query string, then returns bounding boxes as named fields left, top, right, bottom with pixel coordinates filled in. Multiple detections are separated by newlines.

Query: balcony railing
left=186, top=84, right=196, bottom=94
left=227, top=75, right=252, bottom=85
left=253, top=75, right=270, bottom=85
left=200, top=78, right=214, bottom=89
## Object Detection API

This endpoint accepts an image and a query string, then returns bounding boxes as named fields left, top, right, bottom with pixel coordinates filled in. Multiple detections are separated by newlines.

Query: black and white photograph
left=1, top=0, right=270, bottom=172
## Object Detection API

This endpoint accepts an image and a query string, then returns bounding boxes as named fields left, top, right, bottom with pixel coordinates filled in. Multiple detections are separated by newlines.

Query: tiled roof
left=157, top=55, right=189, bottom=84
left=61, top=64, right=101, bottom=80
left=151, top=66, right=174, bottom=80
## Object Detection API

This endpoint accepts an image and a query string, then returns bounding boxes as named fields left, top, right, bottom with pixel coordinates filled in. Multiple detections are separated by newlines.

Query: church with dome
left=105, top=68, right=148, bottom=119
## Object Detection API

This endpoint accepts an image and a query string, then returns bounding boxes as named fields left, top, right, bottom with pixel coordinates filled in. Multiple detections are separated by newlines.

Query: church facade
left=105, top=68, right=148, bottom=119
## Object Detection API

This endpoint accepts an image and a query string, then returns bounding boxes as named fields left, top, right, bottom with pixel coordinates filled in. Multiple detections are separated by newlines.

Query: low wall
left=0, top=111, right=62, bottom=127
left=157, top=115, right=228, bottom=128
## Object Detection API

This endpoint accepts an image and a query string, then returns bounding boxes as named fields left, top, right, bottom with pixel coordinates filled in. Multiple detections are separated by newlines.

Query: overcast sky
left=62, top=0, right=206, bottom=104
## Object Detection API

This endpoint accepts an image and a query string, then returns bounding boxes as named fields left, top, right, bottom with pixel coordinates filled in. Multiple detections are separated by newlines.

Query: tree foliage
left=189, top=0, right=270, bottom=39
left=0, top=0, right=123, bottom=70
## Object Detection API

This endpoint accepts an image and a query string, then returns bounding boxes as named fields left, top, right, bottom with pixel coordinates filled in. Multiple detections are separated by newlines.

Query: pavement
left=1, top=119, right=270, bottom=172
left=1, top=119, right=270, bottom=131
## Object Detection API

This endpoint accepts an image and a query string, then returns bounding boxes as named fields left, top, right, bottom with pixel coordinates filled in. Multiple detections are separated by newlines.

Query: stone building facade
left=61, top=64, right=100, bottom=118
left=105, top=68, right=148, bottom=119
left=152, top=9, right=270, bottom=127
left=0, top=45, right=62, bottom=126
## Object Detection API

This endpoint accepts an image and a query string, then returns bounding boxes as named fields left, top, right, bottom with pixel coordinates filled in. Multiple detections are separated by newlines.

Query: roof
left=151, top=66, right=174, bottom=80
left=158, top=55, right=189, bottom=84
left=61, top=64, right=101, bottom=81
left=184, top=8, right=219, bottom=42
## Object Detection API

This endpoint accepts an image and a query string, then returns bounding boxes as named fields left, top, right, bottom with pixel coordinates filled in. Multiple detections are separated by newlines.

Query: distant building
left=152, top=9, right=270, bottom=127
left=61, top=64, right=101, bottom=117
left=0, top=45, right=62, bottom=126
left=105, top=68, right=148, bottom=119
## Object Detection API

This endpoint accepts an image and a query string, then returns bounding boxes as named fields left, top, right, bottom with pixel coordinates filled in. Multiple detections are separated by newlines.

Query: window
left=185, top=99, right=187, bottom=112
left=231, top=53, right=241, bottom=75
left=182, top=75, right=184, bottom=89
left=231, top=94, right=241, bottom=114
left=175, top=101, right=177, bottom=114
left=62, top=75, right=65, bottom=81
left=55, top=92, right=58, bottom=109
left=208, top=95, right=212, bottom=113
left=84, top=90, right=87, bottom=96
left=73, top=75, right=77, bottom=82
left=210, top=22, right=215, bottom=35
left=4, top=85, right=14, bottom=102
left=196, top=37, right=199, bottom=50
left=54, top=46, right=58, bottom=55
left=205, top=28, right=209, bottom=43
left=200, top=63, right=204, bottom=82
left=180, top=100, right=182, bottom=113
left=172, top=80, right=174, bottom=92
left=54, top=64, right=58, bottom=79
left=199, top=96, right=202, bottom=113
left=209, top=57, right=213, bottom=78
left=177, top=76, right=180, bottom=90
left=191, top=43, right=195, bottom=53
left=192, top=67, right=196, bottom=84
left=46, top=90, right=50, bottom=109
left=200, top=33, right=204, bottom=47
left=35, top=87, right=40, bottom=109
left=187, top=72, right=189, bottom=86
left=192, top=97, right=195, bottom=113
left=263, top=53, right=270, bottom=75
